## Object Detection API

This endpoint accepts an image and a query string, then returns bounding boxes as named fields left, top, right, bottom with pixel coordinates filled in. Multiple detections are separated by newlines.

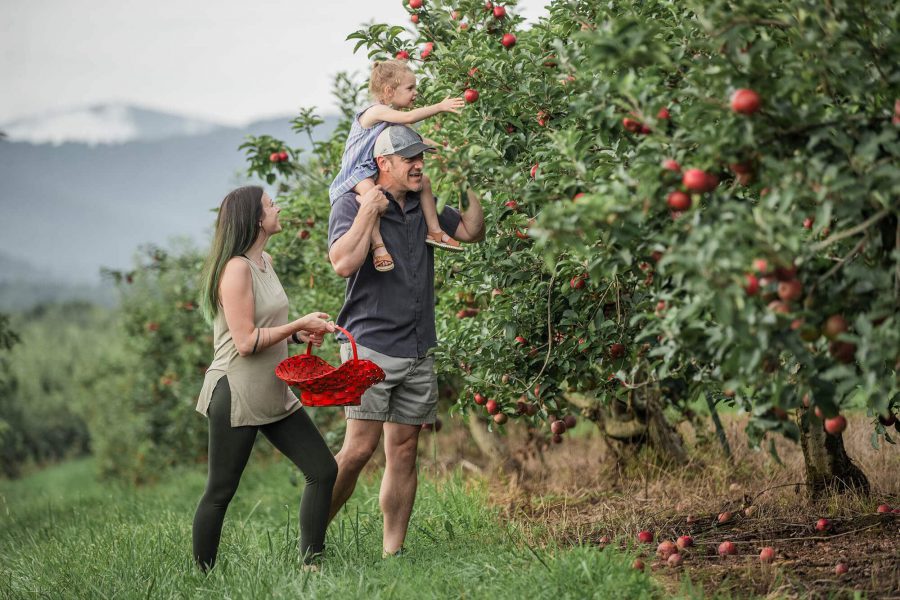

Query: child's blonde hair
left=369, top=59, right=414, bottom=102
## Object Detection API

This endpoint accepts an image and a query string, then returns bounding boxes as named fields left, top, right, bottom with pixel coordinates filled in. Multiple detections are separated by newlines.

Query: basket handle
left=304, top=324, right=358, bottom=361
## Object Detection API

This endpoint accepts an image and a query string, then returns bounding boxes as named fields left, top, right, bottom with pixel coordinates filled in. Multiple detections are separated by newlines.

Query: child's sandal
left=372, top=243, right=394, bottom=272
left=425, top=231, right=464, bottom=252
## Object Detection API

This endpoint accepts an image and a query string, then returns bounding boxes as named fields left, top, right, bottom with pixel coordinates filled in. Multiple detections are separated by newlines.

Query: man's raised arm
left=454, top=187, right=485, bottom=243
left=329, top=186, right=388, bottom=278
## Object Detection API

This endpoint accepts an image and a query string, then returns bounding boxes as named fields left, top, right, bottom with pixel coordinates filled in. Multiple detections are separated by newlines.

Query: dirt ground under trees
left=407, top=412, right=900, bottom=599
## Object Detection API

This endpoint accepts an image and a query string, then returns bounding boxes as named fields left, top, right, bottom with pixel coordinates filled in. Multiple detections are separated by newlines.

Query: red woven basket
left=275, top=325, right=385, bottom=407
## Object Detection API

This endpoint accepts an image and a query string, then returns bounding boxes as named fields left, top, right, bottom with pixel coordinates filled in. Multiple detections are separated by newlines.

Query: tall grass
left=0, top=457, right=658, bottom=599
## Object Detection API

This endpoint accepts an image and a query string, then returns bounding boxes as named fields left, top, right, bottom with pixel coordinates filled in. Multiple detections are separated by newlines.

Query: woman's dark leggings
left=192, top=377, right=337, bottom=570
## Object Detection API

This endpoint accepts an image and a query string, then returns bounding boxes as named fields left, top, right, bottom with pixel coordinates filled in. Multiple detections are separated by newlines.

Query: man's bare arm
left=454, top=188, right=485, bottom=243
left=329, top=187, right=388, bottom=277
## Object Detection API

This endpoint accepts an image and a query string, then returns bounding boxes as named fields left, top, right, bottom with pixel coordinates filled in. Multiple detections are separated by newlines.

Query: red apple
left=657, top=540, right=677, bottom=559
left=598, top=535, right=610, bottom=545
left=876, top=504, right=892, bottom=513
left=515, top=335, right=527, bottom=345
left=464, top=88, right=479, bottom=103
left=396, top=50, right=410, bottom=60
left=609, top=343, right=626, bottom=359
left=278, top=151, right=288, bottom=161
left=451, top=10, right=459, bottom=19
left=823, top=315, right=849, bottom=339
left=486, top=399, right=500, bottom=415
left=411, top=14, right=420, bottom=24
left=493, top=412, right=508, bottom=424
left=667, top=191, right=691, bottom=211
left=717, top=511, right=732, bottom=524
left=501, top=33, right=516, bottom=48
left=493, top=4, right=506, bottom=18
left=759, top=547, right=776, bottom=563
left=718, top=541, right=737, bottom=556
left=474, top=393, right=486, bottom=405
left=657, top=107, right=670, bottom=120
left=803, top=216, right=814, bottom=229
left=537, top=110, right=549, bottom=126
left=550, top=420, right=567, bottom=435
left=298, top=229, right=310, bottom=240
left=637, top=530, right=654, bottom=544
left=683, top=169, right=715, bottom=192
left=815, top=517, right=831, bottom=532
left=676, top=535, right=693, bottom=549
left=551, top=433, right=563, bottom=444
left=622, top=117, right=641, bottom=133
left=662, top=159, right=681, bottom=172
left=632, top=558, right=645, bottom=570
left=878, top=413, right=896, bottom=426
left=777, top=280, right=803, bottom=302
left=504, top=200, right=519, bottom=210
left=460, top=22, right=469, bottom=30
left=530, top=163, right=539, bottom=178
left=409, top=0, right=423, bottom=7
left=835, top=562, right=848, bottom=575
left=563, top=414, right=577, bottom=429
left=269, top=152, right=280, bottom=163
left=829, top=341, right=856, bottom=363
left=768, top=300, right=791, bottom=314
left=744, top=274, right=760, bottom=296
left=667, top=553, right=683, bottom=567
left=731, top=88, right=761, bottom=115
left=824, top=416, right=847, bottom=435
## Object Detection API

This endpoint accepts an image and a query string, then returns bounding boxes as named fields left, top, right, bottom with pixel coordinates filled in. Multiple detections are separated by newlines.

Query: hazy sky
left=1, top=0, right=549, bottom=125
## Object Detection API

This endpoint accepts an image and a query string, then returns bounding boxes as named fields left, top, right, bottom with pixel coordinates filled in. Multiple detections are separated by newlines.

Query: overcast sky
left=1, top=0, right=549, bottom=125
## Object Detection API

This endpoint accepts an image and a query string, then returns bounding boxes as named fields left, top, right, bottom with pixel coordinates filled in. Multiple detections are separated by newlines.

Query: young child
left=329, top=59, right=465, bottom=272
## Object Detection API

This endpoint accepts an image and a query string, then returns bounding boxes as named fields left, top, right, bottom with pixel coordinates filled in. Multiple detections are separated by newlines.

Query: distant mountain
left=0, top=103, right=225, bottom=146
left=0, top=107, right=339, bottom=295
left=0, top=250, right=117, bottom=311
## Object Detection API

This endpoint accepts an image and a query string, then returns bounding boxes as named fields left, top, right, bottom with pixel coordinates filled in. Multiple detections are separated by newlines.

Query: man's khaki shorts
left=340, top=343, right=437, bottom=425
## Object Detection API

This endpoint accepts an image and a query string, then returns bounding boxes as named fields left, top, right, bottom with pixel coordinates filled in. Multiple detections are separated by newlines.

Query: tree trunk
left=798, top=408, right=869, bottom=498
left=466, top=416, right=521, bottom=473
left=566, top=389, right=688, bottom=465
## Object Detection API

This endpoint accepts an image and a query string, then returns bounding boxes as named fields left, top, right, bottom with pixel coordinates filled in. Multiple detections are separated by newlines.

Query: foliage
left=0, top=305, right=97, bottom=478
left=91, top=244, right=212, bottom=482
left=251, top=0, right=898, bottom=454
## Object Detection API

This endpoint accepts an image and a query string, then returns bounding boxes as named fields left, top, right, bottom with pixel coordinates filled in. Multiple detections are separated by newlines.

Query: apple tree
left=340, top=0, right=899, bottom=495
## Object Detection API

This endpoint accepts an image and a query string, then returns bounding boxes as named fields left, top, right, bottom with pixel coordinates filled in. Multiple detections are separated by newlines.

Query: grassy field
left=0, top=455, right=660, bottom=600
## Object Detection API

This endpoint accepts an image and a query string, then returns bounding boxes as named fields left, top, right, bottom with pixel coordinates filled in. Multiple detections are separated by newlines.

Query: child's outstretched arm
left=359, top=97, right=464, bottom=128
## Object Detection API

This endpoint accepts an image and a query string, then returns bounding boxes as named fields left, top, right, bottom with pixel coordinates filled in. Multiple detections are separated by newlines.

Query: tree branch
left=811, top=208, right=890, bottom=251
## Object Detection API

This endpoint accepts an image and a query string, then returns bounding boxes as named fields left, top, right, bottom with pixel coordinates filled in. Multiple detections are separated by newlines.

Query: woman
left=193, top=185, right=337, bottom=571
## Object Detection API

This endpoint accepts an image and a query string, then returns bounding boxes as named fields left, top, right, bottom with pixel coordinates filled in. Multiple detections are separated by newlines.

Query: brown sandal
left=425, top=231, right=464, bottom=252
left=372, top=243, right=394, bottom=272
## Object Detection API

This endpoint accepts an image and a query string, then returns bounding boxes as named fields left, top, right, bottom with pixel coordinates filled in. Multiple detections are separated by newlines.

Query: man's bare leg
left=328, top=419, right=383, bottom=522
left=380, top=422, right=421, bottom=554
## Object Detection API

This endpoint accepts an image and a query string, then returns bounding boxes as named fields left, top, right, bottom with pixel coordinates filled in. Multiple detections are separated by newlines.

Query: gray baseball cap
left=373, top=125, right=436, bottom=158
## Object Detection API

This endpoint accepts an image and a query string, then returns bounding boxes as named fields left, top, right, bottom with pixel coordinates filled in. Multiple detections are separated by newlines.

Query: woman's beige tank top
left=195, top=254, right=299, bottom=426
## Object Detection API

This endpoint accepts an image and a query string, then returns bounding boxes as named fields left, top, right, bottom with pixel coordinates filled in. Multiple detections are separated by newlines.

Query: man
left=326, top=125, right=484, bottom=557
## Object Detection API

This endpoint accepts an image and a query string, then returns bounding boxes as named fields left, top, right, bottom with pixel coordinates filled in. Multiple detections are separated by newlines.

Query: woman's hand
left=296, top=331, right=325, bottom=347
left=299, top=312, right=335, bottom=336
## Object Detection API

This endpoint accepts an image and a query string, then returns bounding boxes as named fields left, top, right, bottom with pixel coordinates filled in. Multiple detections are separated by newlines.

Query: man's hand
left=358, top=185, right=388, bottom=215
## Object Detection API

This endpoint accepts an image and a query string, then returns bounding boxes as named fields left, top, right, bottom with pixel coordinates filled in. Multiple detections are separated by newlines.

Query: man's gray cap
left=373, top=125, right=436, bottom=158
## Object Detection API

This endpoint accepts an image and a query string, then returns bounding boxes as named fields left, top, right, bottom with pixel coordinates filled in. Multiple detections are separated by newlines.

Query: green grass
left=0, top=457, right=658, bottom=599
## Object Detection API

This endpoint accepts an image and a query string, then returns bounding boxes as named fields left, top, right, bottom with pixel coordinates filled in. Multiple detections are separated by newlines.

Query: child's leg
left=420, top=175, right=463, bottom=252
left=352, top=178, right=393, bottom=271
